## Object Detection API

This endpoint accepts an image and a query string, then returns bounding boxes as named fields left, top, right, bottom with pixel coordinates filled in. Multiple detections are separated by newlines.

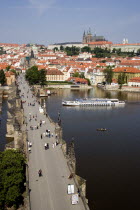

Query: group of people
left=19, top=76, right=61, bottom=181
left=28, top=142, right=32, bottom=152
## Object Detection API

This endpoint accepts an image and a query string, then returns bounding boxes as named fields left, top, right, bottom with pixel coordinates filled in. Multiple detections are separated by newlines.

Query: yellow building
left=46, top=69, right=65, bottom=81
left=113, top=67, right=140, bottom=82
left=5, top=71, right=15, bottom=85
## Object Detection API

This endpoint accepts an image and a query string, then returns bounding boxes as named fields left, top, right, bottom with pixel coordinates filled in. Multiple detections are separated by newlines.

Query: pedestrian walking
left=52, top=143, right=54, bottom=148
left=41, top=134, right=43, bottom=139
left=28, top=148, right=31, bottom=153
left=55, top=134, right=58, bottom=139
left=52, top=133, right=53, bottom=137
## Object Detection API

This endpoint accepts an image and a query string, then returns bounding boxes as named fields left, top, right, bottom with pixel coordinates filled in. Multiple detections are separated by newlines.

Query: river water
left=0, top=99, right=8, bottom=152
left=46, top=87, right=140, bottom=210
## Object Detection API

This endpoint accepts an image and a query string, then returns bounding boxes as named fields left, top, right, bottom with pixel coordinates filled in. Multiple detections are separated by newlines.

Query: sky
left=0, top=0, right=140, bottom=45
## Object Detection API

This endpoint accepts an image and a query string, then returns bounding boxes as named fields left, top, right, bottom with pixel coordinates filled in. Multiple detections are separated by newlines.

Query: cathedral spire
left=89, top=27, right=91, bottom=35
left=83, top=30, right=85, bottom=37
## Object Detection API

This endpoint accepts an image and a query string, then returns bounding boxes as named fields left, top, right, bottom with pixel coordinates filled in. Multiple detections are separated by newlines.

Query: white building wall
left=128, top=81, right=140, bottom=87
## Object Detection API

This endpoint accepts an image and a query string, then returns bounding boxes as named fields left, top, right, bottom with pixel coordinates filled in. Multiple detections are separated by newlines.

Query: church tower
left=86, top=28, right=93, bottom=43
left=82, top=28, right=93, bottom=43
left=83, top=31, right=86, bottom=43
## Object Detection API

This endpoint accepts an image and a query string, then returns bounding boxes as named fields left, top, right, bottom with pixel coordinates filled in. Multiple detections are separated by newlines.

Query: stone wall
left=5, top=84, right=26, bottom=151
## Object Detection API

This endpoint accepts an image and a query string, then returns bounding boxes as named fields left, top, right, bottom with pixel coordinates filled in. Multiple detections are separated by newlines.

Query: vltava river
left=0, top=99, right=8, bottom=151
left=46, top=87, right=140, bottom=210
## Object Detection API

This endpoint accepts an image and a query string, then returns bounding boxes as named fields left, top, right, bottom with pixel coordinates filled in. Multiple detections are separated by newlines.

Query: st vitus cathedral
left=82, top=28, right=106, bottom=43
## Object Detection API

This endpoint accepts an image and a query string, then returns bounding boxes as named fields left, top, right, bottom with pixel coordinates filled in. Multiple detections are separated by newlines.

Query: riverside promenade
left=18, top=75, right=86, bottom=210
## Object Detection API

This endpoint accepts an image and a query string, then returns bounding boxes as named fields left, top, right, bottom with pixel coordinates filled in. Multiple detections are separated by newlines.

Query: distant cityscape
left=1, top=29, right=140, bottom=89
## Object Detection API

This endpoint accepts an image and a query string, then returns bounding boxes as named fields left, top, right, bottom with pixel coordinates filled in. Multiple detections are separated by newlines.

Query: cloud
left=28, top=0, right=55, bottom=15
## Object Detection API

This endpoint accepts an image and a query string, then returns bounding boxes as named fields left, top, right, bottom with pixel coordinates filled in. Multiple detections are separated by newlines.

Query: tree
left=25, top=66, right=40, bottom=85
left=79, top=72, right=85, bottom=78
left=72, top=72, right=85, bottom=78
left=85, top=78, right=91, bottom=85
left=60, top=45, right=64, bottom=51
left=10, top=69, right=17, bottom=76
left=0, top=150, right=25, bottom=209
left=104, top=66, right=113, bottom=84
left=6, top=65, right=11, bottom=71
left=72, top=72, right=80, bottom=77
left=116, top=48, right=121, bottom=56
left=39, top=69, right=46, bottom=86
left=137, top=49, right=140, bottom=56
left=26, top=66, right=47, bottom=85
left=81, top=46, right=91, bottom=53
left=53, top=47, right=58, bottom=52
left=112, top=48, right=116, bottom=53
left=118, top=73, right=126, bottom=89
left=0, top=70, right=6, bottom=85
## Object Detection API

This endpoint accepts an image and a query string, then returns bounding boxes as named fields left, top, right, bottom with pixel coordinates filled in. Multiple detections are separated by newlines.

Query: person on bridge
left=38, top=169, right=42, bottom=177
left=44, top=143, right=47, bottom=150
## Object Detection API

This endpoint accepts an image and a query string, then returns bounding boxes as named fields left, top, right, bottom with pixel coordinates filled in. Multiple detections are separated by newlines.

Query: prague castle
left=82, top=28, right=106, bottom=43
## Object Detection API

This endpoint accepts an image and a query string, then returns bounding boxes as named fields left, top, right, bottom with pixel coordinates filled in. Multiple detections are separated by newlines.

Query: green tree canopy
left=6, top=65, right=11, bottom=71
left=26, top=66, right=46, bottom=85
left=81, top=46, right=91, bottom=53
left=118, top=72, right=126, bottom=89
left=72, top=72, right=85, bottom=78
left=10, top=69, right=17, bottom=76
left=0, top=70, right=6, bottom=86
left=64, top=46, right=80, bottom=56
left=0, top=150, right=25, bottom=209
left=104, top=66, right=114, bottom=84
left=60, top=45, right=64, bottom=51
left=53, top=47, right=58, bottom=52
left=137, top=49, right=140, bottom=56
left=39, top=69, right=46, bottom=86
left=73, top=72, right=80, bottom=77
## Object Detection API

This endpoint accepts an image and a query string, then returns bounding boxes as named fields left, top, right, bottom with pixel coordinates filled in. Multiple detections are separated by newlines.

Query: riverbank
left=101, top=84, right=140, bottom=92
left=32, top=84, right=92, bottom=97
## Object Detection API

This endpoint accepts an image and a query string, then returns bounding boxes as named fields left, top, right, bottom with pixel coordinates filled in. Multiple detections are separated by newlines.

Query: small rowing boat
left=96, top=128, right=107, bottom=131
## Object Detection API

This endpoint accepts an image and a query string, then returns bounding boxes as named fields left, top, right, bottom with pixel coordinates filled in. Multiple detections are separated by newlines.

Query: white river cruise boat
left=62, top=98, right=125, bottom=106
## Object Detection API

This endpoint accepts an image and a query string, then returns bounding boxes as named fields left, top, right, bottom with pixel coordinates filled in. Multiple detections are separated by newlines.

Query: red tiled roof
left=0, top=43, right=19, bottom=47
left=46, top=69, right=64, bottom=75
left=88, top=41, right=113, bottom=45
left=113, top=43, right=140, bottom=46
left=5, top=71, right=15, bottom=77
left=113, top=67, right=140, bottom=73
left=67, top=77, right=88, bottom=84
